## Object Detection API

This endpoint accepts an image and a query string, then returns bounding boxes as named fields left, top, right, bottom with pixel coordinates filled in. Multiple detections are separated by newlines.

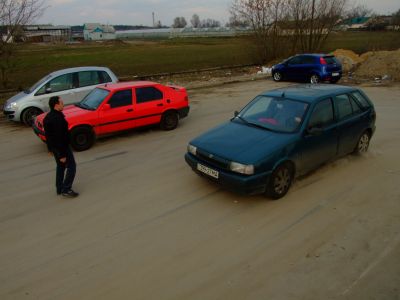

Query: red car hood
left=35, top=105, right=93, bottom=127
left=62, top=104, right=90, bottom=119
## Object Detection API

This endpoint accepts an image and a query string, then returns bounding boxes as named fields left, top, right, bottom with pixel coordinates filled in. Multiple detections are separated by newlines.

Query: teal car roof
left=263, top=84, right=357, bottom=103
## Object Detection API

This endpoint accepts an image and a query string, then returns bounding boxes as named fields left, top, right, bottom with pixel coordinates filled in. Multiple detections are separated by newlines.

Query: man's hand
left=59, top=157, right=66, bottom=163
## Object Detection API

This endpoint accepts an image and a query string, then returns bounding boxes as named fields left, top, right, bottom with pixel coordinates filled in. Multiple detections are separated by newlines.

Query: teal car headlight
left=187, top=144, right=197, bottom=156
left=230, top=161, right=254, bottom=175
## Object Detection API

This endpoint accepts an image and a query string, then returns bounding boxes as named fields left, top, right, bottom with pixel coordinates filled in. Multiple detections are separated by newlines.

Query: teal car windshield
left=238, top=96, right=309, bottom=133
left=79, top=88, right=110, bottom=110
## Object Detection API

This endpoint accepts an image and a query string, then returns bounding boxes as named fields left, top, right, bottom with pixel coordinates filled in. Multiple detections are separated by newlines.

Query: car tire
left=353, top=130, right=371, bottom=155
left=160, top=111, right=179, bottom=130
left=266, top=162, right=294, bottom=200
left=70, top=126, right=95, bottom=151
left=310, top=74, right=320, bottom=84
left=273, top=71, right=282, bottom=82
left=21, top=107, right=43, bottom=126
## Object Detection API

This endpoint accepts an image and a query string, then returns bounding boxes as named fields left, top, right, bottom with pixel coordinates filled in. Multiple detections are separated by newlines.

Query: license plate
left=332, top=72, right=339, bottom=76
left=197, top=163, right=219, bottom=179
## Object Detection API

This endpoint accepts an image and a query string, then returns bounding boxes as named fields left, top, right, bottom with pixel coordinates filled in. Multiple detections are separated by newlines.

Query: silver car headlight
left=187, top=144, right=197, bottom=156
left=230, top=161, right=254, bottom=175
left=5, top=101, right=18, bottom=110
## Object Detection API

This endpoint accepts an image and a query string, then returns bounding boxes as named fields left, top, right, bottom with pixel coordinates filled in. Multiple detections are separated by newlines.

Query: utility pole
left=152, top=12, right=155, bottom=27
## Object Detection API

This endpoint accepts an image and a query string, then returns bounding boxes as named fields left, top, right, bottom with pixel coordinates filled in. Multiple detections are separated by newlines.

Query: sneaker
left=61, top=189, right=79, bottom=198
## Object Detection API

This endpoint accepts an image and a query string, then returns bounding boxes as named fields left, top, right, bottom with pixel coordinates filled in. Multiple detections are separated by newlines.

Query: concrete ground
left=0, top=79, right=399, bottom=300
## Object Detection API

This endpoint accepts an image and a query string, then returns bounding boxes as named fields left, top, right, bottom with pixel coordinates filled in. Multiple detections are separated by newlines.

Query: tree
left=172, top=17, right=187, bottom=28
left=230, top=0, right=289, bottom=63
left=227, top=15, right=250, bottom=27
left=230, top=0, right=346, bottom=63
left=287, top=0, right=347, bottom=53
left=191, top=14, right=201, bottom=28
left=0, top=0, right=46, bottom=88
left=392, top=8, right=400, bottom=26
left=201, top=18, right=221, bottom=28
left=344, top=3, right=373, bottom=19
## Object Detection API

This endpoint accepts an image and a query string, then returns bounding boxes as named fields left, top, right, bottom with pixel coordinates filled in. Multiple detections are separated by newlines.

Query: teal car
left=185, top=84, right=376, bottom=199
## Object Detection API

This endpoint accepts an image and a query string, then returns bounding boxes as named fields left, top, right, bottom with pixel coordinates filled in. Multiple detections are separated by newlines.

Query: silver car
left=3, top=66, right=118, bottom=125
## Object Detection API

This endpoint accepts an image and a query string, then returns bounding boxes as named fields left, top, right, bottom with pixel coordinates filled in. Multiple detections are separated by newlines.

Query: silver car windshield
left=25, top=75, right=52, bottom=94
left=238, top=96, right=308, bottom=133
left=79, top=88, right=110, bottom=110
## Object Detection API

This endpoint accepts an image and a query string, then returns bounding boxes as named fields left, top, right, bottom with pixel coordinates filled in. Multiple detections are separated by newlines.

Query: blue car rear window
left=323, top=56, right=338, bottom=65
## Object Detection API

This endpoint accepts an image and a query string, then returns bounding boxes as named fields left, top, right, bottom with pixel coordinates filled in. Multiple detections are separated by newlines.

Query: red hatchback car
left=33, top=81, right=190, bottom=151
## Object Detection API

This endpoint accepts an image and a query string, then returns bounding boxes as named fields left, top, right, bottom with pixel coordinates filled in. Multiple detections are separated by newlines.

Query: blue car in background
left=272, top=54, right=342, bottom=84
left=185, top=84, right=375, bottom=199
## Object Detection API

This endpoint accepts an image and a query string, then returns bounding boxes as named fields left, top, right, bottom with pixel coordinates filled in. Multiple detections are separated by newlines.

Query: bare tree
left=227, top=15, right=250, bottom=27
left=172, top=17, right=187, bottom=28
left=287, top=0, right=346, bottom=53
left=391, top=8, right=400, bottom=27
left=155, top=20, right=162, bottom=28
left=344, top=3, right=373, bottom=19
left=201, top=18, right=221, bottom=28
left=0, top=0, right=46, bottom=88
left=190, top=14, right=201, bottom=28
left=230, top=0, right=288, bottom=63
left=189, top=14, right=221, bottom=28
left=230, top=0, right=346, bottom=62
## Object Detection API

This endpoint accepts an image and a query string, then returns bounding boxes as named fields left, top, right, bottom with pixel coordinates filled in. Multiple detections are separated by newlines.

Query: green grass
left=8, top=37, right=256, bottom=90
left=3, top=31, right=400, bottom=91
left=322, top=31, right=400, bottom=54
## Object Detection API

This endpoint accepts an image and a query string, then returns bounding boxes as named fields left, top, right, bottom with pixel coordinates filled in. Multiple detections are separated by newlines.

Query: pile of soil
left=332, top=49, right=365, bottom=72
left=333, top=48, right=400, bottom=81
left=355, top=49, right=400, bottom=81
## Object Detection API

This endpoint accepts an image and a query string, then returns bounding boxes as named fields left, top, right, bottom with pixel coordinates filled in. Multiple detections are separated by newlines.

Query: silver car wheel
left=21, top=107, right=42, bottom=126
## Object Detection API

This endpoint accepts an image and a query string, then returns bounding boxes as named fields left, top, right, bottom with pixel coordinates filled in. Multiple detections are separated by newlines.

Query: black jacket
left=43, top=110, right=70, bottom=158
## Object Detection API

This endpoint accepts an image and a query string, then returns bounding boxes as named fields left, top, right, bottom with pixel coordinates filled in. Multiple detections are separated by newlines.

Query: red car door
left=133, top=86, right=165, bottom=127
left=97, top=88, right=136, bottom=134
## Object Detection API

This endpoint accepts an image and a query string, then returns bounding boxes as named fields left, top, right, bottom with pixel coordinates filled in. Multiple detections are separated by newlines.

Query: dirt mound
left=332, top=49, right=365, bottom=72
left=333, top=48, right=400, bottom=81
left=355, top=49, right=400, bottom=81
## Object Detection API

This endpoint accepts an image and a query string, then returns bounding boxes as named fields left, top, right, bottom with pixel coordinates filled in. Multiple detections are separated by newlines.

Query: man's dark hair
left=48, top=96, right=60, bottom=110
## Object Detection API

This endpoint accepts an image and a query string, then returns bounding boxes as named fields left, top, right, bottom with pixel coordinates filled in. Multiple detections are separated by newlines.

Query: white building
left=83, top=23, right=116, bottom=41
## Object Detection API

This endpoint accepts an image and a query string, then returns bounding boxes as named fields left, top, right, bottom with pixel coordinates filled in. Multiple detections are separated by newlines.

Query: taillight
left=184, top=96, right=188, bottom=102
left=320, top=57, right=327, bottom=65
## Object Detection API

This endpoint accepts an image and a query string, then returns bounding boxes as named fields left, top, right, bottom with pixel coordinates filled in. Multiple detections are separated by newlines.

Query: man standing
left=43, top=96, right=79, bottom=198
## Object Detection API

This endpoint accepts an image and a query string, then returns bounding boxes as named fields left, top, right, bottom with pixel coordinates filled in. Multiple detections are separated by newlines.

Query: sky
left=37, top=0, right=232, bottom=26
left=36, top=0, right=400, bottom=27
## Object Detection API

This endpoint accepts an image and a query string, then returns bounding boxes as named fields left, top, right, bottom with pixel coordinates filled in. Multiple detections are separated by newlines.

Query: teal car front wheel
left=266, top=162, right=294, bottom=200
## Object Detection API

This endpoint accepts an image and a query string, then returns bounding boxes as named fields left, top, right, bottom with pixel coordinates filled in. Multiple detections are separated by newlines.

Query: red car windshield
left=79, top=88, right=110, bottom=110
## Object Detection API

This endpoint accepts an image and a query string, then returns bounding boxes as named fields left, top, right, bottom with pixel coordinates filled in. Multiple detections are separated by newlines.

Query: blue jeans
left=54, top=147, right=76, bottom=194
